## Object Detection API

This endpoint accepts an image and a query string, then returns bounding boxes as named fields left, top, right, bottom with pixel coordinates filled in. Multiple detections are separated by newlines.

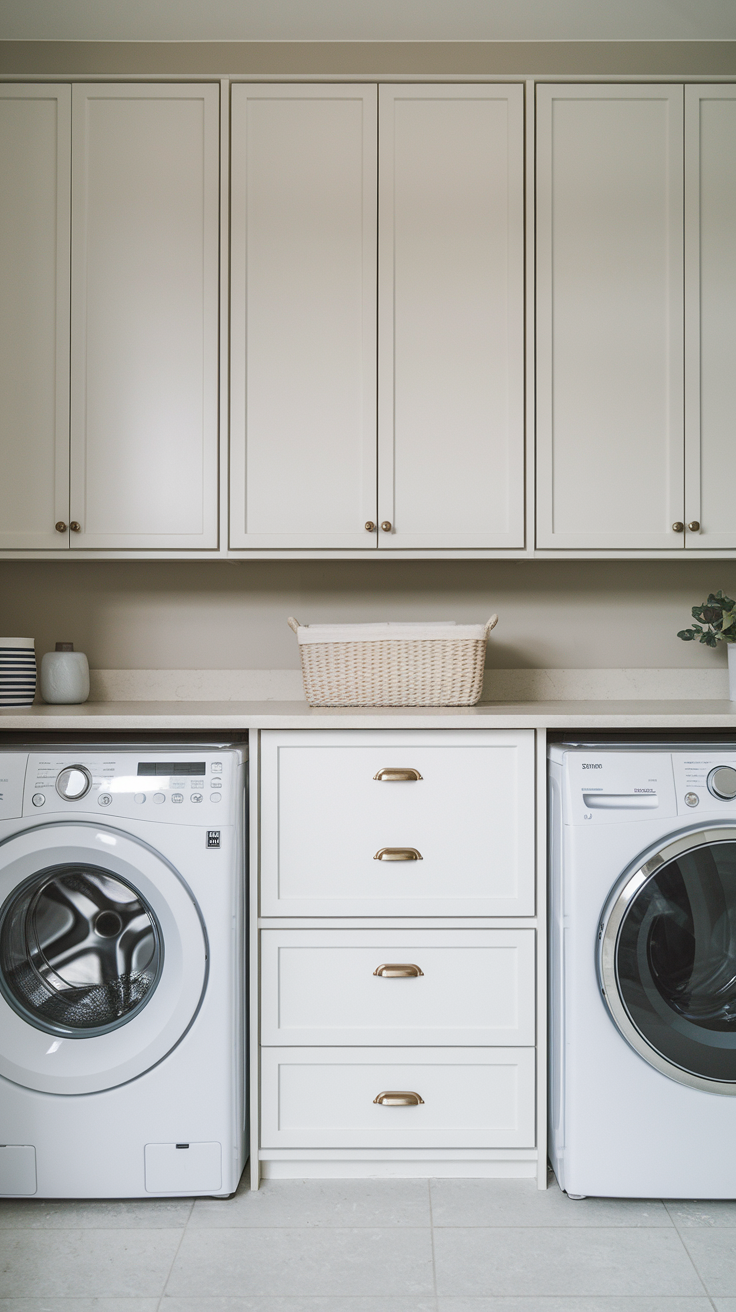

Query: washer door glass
left=605, top=836, right=736, bottom=1088
left=0, top=863, right=163, bottom=1037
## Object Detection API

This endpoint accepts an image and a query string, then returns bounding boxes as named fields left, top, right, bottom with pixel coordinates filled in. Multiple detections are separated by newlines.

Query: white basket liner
left=295, top=621, right=487, bottom=644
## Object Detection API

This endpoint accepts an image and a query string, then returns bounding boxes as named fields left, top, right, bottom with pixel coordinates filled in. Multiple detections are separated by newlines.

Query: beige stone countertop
left=2, top=700, right=736, bottom=730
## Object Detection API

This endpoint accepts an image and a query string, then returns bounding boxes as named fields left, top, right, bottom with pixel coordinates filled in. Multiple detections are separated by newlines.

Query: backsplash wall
left=1, top=558, right=734, bottom=674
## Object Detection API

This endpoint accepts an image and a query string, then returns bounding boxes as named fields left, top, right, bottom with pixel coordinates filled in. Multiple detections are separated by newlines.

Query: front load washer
left=0, top=742, right=246, bottom=1199
left=550, top=739, right=736, bottom=1199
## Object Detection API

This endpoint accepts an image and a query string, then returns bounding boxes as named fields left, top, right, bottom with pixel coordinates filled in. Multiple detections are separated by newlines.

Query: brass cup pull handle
left=374, top=847, right=422, bottom=861
left=70, top=521, right=81, bottom=533
left=373, top=1091, right=424, bottom=1106
left=373, top=768, right=423, bottom=782
left=374, top=963, right=424, bottom=977
left=55, top=521, right=67, bottom=533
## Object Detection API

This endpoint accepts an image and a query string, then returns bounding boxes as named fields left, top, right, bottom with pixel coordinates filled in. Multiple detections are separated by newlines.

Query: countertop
left=2, top=700, right=736, bottom=731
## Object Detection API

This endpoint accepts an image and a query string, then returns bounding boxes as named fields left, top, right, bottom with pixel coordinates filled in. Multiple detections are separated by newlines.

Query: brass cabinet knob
left=374, top=846, right=422, bottom=861
left=365, top=521, right=376, bottom=532
left=373, top=1090, right=424, bottom=1106
left=373, top=767, right=423, bottom=782
left=55, top=521, right=67, bottom=533
left=373, top=963, right=424, bottom=977
left=70, top=521, right=81, bottom=532
left=672, top=522, right=684, bottom=532
left=688, top=520, right=700, bottom=532
left=380, top=521, right=392, bottom=532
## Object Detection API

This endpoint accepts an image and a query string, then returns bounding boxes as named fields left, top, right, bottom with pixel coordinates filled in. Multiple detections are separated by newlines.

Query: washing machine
left=549, top=738, right=736, bottom=1199
left=0, top=741, right=247, bottom=1199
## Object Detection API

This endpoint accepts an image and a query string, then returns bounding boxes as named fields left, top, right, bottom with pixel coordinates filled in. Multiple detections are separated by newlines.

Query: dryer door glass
left=611, top=838, right=736, bottom=1086
left=0, top=864, right=163, bottom=1038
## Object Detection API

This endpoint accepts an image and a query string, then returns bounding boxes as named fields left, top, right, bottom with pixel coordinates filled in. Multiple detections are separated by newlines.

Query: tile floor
left=0, top=1171, right=735, bottom=1310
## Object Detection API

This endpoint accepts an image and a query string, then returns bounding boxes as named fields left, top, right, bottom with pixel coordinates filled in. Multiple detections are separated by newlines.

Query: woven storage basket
left=288, top=615, right=498, bottom=707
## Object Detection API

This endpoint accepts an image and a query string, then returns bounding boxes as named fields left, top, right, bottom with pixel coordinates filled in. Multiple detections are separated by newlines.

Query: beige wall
left=1, top=559, right=734, bottom=672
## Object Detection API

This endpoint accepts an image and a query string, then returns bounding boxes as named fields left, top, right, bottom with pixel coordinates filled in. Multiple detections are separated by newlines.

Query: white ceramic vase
left=40, top=643, right=90, bottom=704
left=729, top=643, right=736, bottom=702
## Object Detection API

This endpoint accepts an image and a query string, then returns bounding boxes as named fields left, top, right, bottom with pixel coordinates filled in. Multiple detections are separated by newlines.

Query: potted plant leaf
left=678, top=590, right=736, bottom=700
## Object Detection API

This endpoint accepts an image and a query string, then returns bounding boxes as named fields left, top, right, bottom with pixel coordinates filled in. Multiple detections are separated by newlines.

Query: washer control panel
left=673, top=753, right=736, bottom=813
left=20, top=752, right=240, bottom=822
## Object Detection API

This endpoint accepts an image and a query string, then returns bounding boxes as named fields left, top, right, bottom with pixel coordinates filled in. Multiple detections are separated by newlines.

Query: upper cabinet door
left=378, top=85, right=525, bottom=550
left=70, top=85, right=219, bottom=550
left=536, top=85, right=684, bottom=550
left=0, top=86, right=70, bottom=550
left=230, top=85, right=377, bottom=549
left=685, top=87, right=736, bottom=550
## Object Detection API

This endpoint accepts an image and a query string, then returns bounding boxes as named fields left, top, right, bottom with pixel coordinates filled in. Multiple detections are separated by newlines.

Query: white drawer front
left=261, top=929, right=535, bottom=1046
left=261, top=1047, right=535, bottom=1149
left=260, top=730, right=535, bottom=916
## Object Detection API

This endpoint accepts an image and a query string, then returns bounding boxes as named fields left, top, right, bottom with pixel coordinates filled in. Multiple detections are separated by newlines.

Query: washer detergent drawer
left=145, top=1142, right=222, bottom=1194
left=261, top=1047, right=536, bottom=1149
left=260, top=730, right=535, bottom=916
left=261, top=929, right=535, bottom=1046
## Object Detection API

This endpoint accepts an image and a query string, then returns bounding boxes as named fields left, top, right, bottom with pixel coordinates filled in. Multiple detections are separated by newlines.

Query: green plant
left=678, top=591, right=736, bottom=647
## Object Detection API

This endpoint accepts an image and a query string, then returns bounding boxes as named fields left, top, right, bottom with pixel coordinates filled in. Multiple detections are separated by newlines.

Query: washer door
left=0, top=823, right=207, bottom=1095
left=599, top=825, right=736, bottom=1095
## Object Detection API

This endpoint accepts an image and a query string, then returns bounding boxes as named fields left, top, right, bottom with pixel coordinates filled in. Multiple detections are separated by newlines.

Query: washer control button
left=153, top=792, right=166, bottom=804
left=171, top=792, right=184, bottom=803
left=211, top=761, right=223, bottom=773
left=210, top=793, right=222, bottom=803
left=134, top=793, right=146, bottom=804
left=707, top=766, right=736, bottom=800
left=56, top=765, right=92, bottom=801
left=32, top=793, right=45, bottom=807
left=98, top=793, right=112, bottom=807
left=210, top=780, right=222, bottom=789
left=191, top=793, right=203, bottom=803
left=191, top=779, right=204, bottom=788
left=684, top=792, right=700, bottom=807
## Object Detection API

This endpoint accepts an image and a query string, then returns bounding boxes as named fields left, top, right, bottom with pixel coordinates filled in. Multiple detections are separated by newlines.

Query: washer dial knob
left=55, top=765, right=92, bottom=801
left=707, top=765, right=736, bottom=800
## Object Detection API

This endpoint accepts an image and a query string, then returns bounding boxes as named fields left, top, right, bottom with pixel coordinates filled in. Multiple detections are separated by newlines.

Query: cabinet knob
left=70, top=521, right=81, bottom=533
left=688, top=520, right=700, bottom=532
left=380, top=521, right=392, bottom=532
left=373, top=767, right=423, bottom=782
left=373, top=1090, right=424, bottom=1106
left=373, top=963, right=424, bottom=977
left=374, top=847, right=423, bottom=861
left=55, top=521, right=67, bottom=533
left=672, top=522, right=684, bottom=533
left=364, top=521, right=376, bottom=533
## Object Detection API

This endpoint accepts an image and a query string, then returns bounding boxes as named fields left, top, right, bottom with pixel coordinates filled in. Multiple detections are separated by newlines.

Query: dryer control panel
left=14, top=751, right=243, bottom=824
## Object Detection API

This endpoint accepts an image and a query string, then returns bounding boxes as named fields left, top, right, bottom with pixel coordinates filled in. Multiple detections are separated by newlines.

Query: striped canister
left=0, top=638, right=37, bottom=706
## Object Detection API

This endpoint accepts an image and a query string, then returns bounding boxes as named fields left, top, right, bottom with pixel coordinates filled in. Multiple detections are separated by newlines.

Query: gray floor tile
left=436, top=1299, right=713, bottom=1311
left=191, top=1178, right=431, bottom=1228
left=667, top=1198, right=736, bottom=1227
left=165, top=1226, right=434, bottom=1298
left=679, top=1228, right=736, bottom=1295
left=0, top=1228, right=182, bottom=1298
left=161, top=1300, right=438, bottom=1311
left=0, top=1198, right=193, bottom=1229
left=432, top=1226, right=705, bottom=1297
left=714, top=1302, right=736, bottom=1311
left=0, top=1302, right=160, bottom=1311
left=430, top=1179, right=671, bottom=1227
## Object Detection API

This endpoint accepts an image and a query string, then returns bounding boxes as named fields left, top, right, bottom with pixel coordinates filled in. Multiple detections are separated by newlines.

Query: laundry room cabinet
left=229, top=84, right=525, bottom=552
left=0, top=83, right=220, bottom=553
left=254, top=729, right=542, bottom=1181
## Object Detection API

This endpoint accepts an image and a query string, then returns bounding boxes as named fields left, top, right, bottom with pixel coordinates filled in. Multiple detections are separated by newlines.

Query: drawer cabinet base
left=260, top=1152, right=539, bottom=1180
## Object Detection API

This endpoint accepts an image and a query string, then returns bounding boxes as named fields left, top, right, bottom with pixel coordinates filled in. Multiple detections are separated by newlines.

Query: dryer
left=549, top=739, right=736, bottom=1199
left=0, top=742, right=246, bottom=1199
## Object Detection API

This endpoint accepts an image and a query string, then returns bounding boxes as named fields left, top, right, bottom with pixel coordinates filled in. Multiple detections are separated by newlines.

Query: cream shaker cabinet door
left=230, top=85, right=377, bottom=549
left=70, top=84, right=219, bottom=550
left=536, top=85, right=684, bottom=550
left=685, top=87, right=736, bottom=549
left=0, top=86, right=70, bottom=550
left=377, top=85, right=525, bottom=549
left=260, top=730, right=535, bottom=917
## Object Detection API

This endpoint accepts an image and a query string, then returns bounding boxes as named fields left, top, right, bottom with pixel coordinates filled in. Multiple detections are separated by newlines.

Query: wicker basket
left=288, top=615, right=498, bottom=707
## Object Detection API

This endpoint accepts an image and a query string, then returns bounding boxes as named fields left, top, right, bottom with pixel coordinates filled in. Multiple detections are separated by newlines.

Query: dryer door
left=599, top=825, right=736, bottom=1095
left=0, top=822, right=207, bottom=1094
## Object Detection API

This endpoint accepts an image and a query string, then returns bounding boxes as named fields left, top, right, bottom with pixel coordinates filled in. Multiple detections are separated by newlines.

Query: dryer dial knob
left=55, top=765, right=92, bottom=801
left=707, top=765, right=736, bottom=801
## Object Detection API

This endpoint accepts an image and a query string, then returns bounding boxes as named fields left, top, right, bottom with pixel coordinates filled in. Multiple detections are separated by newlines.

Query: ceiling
left=1, top=0, right=735, bottom=43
